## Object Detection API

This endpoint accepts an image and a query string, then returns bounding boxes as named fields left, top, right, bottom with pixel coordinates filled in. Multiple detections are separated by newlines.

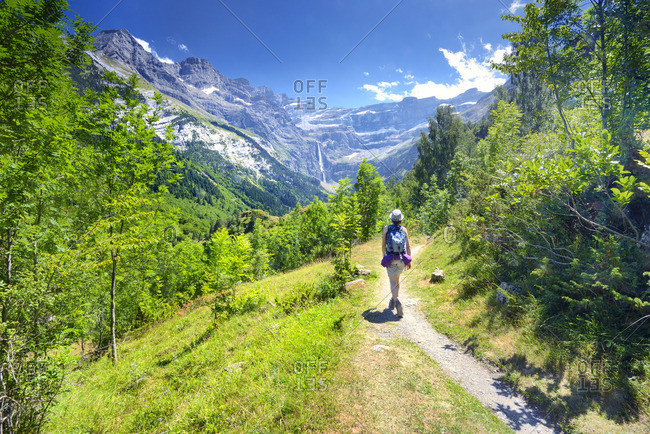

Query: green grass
left=405, top=234, right=650, bottom=433
left=48, top=263, right=356, bottom=433
left=47, top=240, right=514, bottom=433
left=331, top=337, right=512, bottom=433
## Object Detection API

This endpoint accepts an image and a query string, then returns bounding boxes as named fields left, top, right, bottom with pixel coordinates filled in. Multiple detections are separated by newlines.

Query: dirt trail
left=363, top=245, right=560, bottom=433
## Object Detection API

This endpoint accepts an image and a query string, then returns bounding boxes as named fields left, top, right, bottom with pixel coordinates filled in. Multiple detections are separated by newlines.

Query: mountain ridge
left=91, top=28, right=496, bottom=182
left=75, top=30, right=328, bottom=224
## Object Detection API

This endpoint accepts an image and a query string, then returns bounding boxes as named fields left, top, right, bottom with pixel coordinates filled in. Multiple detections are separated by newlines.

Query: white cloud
left=363, top=71, right=370, bottom=76
left=442, top=48, right=489, bottom=81
left=362, top=84, right=405, bottom=102
left=134, top=35, right=175, bottom=64
left=489, top=46, right=512, bottom=64
left=362, top=42, right=510, bottom=102
left=410, top=82, right=464, bottom=100
left=457, top=34, right=467, bottom=53
left=409, top=47, right=509, bottom=100
left=509, top=1, right=526, bottom=13
left=134, top=37, right=152, bottom=53
left=178, top=43, right=189, bottom=52
left=396, top=68, right=403, bottom=73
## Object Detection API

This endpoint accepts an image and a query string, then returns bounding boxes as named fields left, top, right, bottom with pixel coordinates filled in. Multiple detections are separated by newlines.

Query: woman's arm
left=381, top=226, right=387, bottom=255
left=404, top=228, right=412, bottom=256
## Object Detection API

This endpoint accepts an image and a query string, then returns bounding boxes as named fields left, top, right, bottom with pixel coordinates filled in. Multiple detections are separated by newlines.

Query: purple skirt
left=381, top=253, right=412, bottom=267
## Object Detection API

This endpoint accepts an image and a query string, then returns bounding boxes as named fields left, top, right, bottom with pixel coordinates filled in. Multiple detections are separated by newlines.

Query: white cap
left=390, top=209, right=404, bottom=222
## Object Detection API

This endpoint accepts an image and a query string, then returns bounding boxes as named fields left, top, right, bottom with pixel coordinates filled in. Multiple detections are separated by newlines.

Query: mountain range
left=84, top=29, right=496, bottom=214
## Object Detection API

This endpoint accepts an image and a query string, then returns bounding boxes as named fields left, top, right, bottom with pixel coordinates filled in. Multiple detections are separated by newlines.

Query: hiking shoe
left=395, top=300, right=403, bottom=318
left=388, top=298, right=395, bottom=310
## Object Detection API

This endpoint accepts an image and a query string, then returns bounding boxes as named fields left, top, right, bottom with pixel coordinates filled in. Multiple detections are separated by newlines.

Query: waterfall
left=317, top=143, right=326, bottom=183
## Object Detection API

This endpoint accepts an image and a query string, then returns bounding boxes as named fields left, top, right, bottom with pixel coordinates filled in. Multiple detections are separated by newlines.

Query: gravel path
left=363, top=246, right=560, bottom=433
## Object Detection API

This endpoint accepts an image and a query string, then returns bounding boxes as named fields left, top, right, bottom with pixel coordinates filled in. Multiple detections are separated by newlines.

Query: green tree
left=330, top=179, right=360, bottom=286
left=0, top=1, right=93, bottom=430
left=494, top=72, right=554, bottom=135
left=354, top=159, right=384, bottom=242
left=385, top=174, right=417, bottom=220
left=469, top=129, right=650, bottom=366
left=476, top=101, right=523, bottom=172
left=497, top=0, right=650, bottom=159
left=414, top=105, right=472, bottom=191
left=418, top=176, right=453, bottom=234
left=204, top=228, right=251, bottom=320
left=247, top=219, right=271, bottom=280
left=75, top=73, right=176, bottom=362
left=300, top=197, right=333, bottom=258
left=328, top=177, right=354, bottom=213
left=266, top=216, right=304, bottom=271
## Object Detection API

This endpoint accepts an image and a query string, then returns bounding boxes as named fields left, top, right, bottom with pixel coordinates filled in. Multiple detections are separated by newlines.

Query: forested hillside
left=1, top=0, right=649, bottom=432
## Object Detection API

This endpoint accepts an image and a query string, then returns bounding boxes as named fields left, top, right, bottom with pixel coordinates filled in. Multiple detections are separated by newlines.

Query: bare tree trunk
left=595, top=0, right=608, bottom=131
left=33, top=193, right=43, bottom=274
left=110, top=247, right=118, bottom=363
left=619, top=1, right=635, bottom=166
left=109, top=218, right=125, bottom=363
left=545, top=38, right=572, bottom=146
left=2, top=228, right=12, bottom=323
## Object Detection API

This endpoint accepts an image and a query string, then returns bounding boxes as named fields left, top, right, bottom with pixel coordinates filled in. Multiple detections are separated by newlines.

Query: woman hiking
left=381, top=209, right=412, bottom=318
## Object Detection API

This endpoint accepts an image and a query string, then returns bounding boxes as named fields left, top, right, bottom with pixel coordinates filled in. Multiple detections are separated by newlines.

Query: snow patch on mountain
left=202, top=86, right=219, bottom=95
left=233, top=97, right=251, bottom=106
left=356, top=127, right=398, bottom=136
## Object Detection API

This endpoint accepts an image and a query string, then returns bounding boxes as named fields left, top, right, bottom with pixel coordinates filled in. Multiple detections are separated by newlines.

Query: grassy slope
left=47, top=241, right=510, bottom=433
left=405, top=235, right=650, bottom=433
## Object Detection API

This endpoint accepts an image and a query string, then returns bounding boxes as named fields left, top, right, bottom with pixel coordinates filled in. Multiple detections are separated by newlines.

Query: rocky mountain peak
left=178, top=57, right=225, bottom=88
left=93, top=28, right=151, bottom=63
left=179, top=57, right=214, bottom=70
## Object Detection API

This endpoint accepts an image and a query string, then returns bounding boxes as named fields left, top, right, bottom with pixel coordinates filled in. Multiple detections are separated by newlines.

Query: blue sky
left=67, top=0, right=528, bottom=108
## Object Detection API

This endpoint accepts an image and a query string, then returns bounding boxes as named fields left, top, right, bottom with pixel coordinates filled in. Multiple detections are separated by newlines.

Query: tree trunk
left=33, top=193, right=43, bottom=274
left=545, top=40, right=573, bottom=147
left=618, top=1, right=636, bottom=166
left=109, top=218, right=125, bottom=363
left=2, top=228, right=12, bottom=323
left=596, top=0, right=608, bottom=131
left=110, top=247, right=118, bottom=363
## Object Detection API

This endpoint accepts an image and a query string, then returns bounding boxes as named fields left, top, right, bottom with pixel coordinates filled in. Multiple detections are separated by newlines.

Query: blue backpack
left=386, top=225, right=406, bottom=254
